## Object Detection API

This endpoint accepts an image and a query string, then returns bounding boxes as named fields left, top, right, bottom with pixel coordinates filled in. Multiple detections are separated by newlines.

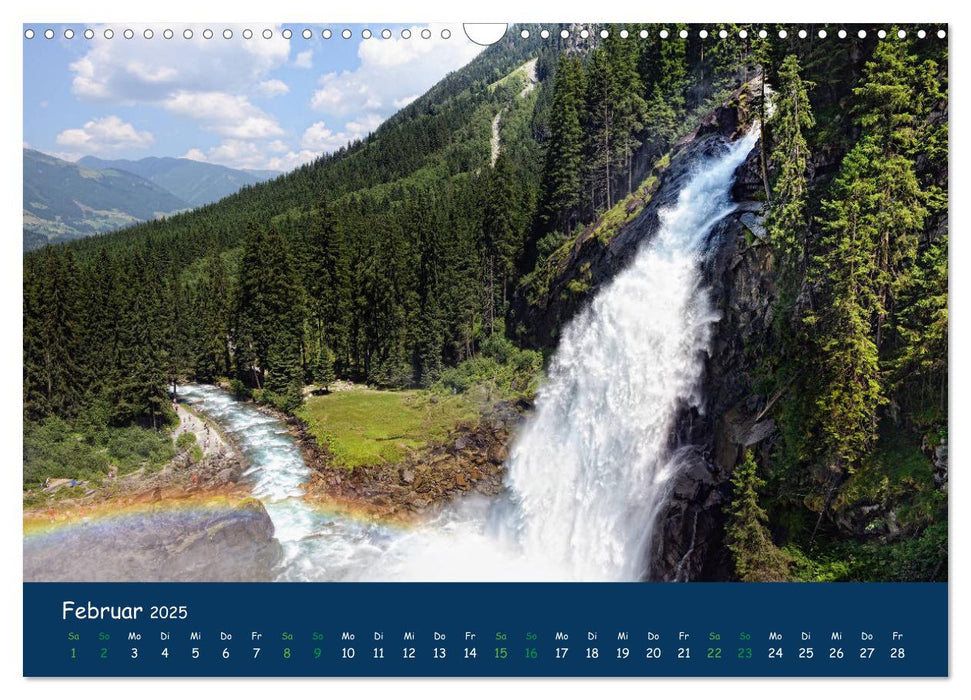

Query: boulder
left=739, top=211, right=767, bottom=240
left=24, top=498, right=283, bottom=582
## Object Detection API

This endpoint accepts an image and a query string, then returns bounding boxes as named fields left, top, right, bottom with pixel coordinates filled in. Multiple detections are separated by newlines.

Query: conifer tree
left=410, top=193, right=447, bottom=384
left=106, top=251, right=169, bottom=428
left=313, top=346, right=337, bottom=392
left=605, top=35, right=648, bottom=196
left=163, top=278, right=192, bottom=395
left=851, top=38, right=928, bottom=346
left=540, top=55, right=586, bottom=235
left=23, top=248, right=86, bottom=419
left=234, top=223, right=306, bottom=390
left=766, top=54, right=815, bottom=301
left=642, top=84, right=679, bottom=154
left=635, top=26, right=690, bottom=159
left=191, top=252, right=232, bottom=380
left=482, top=154, right=522, bottom=333
left=586, top=47, right=618, bottom=212
left=296, top=204, right=351, bottom=374
left=805, top=140, right=887, bottom=471
left=890, top=236, right=948, bottom=412
left=801, top=38, right=928, bottom=481
left=725, top=450, right=791, bottom=582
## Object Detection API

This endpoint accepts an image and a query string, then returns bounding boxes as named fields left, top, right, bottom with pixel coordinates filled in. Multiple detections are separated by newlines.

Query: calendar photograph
left=22, top=22, right=948, bottom=597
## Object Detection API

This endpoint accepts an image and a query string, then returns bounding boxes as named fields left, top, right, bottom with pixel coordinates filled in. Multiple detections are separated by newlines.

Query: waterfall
left=499, top=130, right=759, bottom=581
left=105, top=131, right=758, bottom=584
left=376, top=129, right=759, bottom=582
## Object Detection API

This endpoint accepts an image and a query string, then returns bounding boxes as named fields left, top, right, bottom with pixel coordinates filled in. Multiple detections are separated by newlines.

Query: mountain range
left=23, top=149, right=278, bottom=250
left=77, top=156, right=278, bottom=207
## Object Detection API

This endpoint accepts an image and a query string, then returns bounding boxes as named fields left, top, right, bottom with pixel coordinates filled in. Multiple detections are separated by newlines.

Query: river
left=177, top=383, right=399, bottom=582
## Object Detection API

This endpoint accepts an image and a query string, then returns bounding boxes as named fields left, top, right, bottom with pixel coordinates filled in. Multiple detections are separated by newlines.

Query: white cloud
left=294, top=50, right=313, bottom=69
left=393, top=94, right=420, bottom=109
left=346, top=113, right=385, bottom=137
left=163, top=91, right=283, bottom=139
left=301, top=114, right=383, bottom=153
left=183, top=140, right=317, bottom=172
left=266, top=150, right=319, bottom=171
left=69, top=24, right=290, bottom=104
left=186, top=111, right=386, bottom=172
left=126, top=62, right=179, bottom=84
left=256, top=79, right=290, bottom=98
left=62, top=24, right=294, bottom=161
left=55, top=115, right=155, bottom=154
left=182, top=148, right=207, bottom=162
left=182, top=140, right=265, bottom=169
left=310, top=23, right=483, bottom=118
left=301, top=122, right=340, bottom=151
left=53, top=23, right=483, bottom=175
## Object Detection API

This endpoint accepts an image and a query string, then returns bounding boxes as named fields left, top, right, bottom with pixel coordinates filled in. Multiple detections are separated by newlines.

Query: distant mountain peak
left=76, top=155, right=279, bottom=207
left=23, top=149, right=190, bottom=250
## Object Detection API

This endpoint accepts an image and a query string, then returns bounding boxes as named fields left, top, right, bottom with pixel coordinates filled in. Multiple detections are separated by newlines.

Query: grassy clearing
left=488, top=60, right=532, bottom=93
left=298, top=388, right=479, bottom=468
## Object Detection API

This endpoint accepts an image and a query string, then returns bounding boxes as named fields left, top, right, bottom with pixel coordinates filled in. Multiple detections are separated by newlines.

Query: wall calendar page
left=17, top=8, right=951, bottom=690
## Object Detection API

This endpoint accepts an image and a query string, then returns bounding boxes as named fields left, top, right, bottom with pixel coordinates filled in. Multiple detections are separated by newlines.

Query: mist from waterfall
left=500, top=130, right=759, bottom=580
left=376, top=130, right=759, bottom=582
left=171, top=131, right=758, bottom=583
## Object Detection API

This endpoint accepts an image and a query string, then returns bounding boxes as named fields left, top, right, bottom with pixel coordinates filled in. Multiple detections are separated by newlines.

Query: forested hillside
left=24, top=24, right=948, bottom=581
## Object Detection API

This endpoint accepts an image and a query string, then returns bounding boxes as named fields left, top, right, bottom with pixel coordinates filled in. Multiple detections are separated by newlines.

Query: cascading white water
left=174, top=131, right=757, bottom=583
left=370, top=129, right=760, bottom=582
left=501, top=129, right=759, bottom=580
left=176, top=383, right=398, bottom=582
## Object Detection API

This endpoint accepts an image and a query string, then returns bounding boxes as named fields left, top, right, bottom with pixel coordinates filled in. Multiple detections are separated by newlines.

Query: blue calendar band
left=24, top=582, right=947, bottom=677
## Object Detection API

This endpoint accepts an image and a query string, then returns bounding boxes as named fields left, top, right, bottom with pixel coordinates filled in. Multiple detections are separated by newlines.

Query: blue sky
left=23, top=23, right=484, bottom=173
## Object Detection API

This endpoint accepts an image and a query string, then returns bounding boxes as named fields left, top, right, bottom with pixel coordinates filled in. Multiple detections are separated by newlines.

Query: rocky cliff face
left=514, top=80, right=763, bottom=350
left=513, top=80, right=779, bottom=581
left=650, top=143, right=777, bottom=581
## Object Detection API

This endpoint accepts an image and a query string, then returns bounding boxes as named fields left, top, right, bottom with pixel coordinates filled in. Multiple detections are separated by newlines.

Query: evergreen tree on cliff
left=726, top=450, right=791, bottom=582
left=890, top=236, right=948, bottom=413
left=586, top=46, right=618, bottom=213
left=605, top=34, right=648, bottom=197
left=639, top=26, right=688, bottom=153
left=801, top=38, right=928, bottom=488
left=850, top=37, right=929, bottom=348
left=766, top=54, right=815, bottom=301
left=884, top=38, right=947, bottom=414
left=540, top=55, right=586, bottom=235
left=806, top=141, right=887, bottom=473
